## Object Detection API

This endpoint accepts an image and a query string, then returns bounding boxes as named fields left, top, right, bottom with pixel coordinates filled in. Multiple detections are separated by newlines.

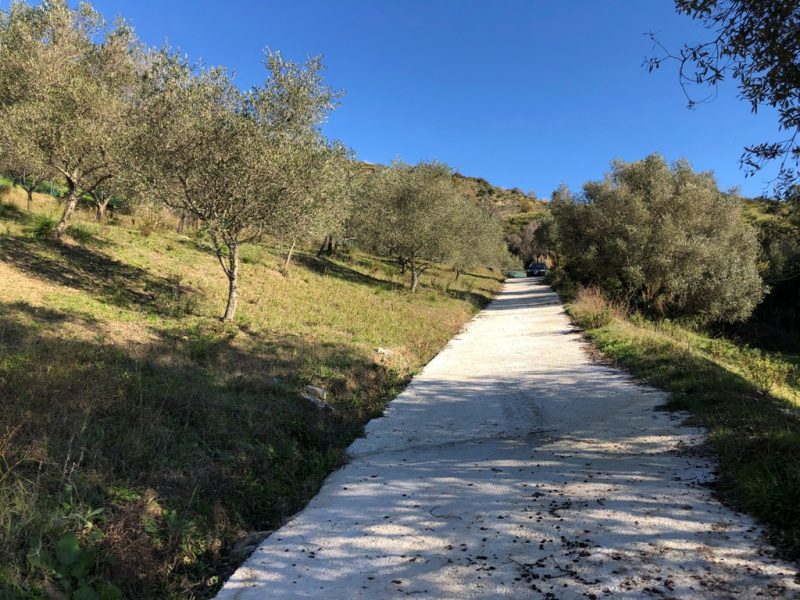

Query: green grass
left=0, top=192, right=504, bottom=598
left=566, top=290, right=800, bottom=559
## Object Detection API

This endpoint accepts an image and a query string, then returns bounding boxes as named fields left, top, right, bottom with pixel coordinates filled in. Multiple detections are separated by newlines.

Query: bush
left=738, top=347, right=793, bottom=395
left=569, top=286, right=614, bottom=330
left=551, top=154, right=765, bottom=323
left=133, top=206, right=168, bottom=238
left=25, top=213, right=57, bottom=238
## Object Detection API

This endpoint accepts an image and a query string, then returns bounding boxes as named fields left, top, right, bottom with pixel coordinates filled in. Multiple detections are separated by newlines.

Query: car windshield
left=531, top=263, right=547, bottom=269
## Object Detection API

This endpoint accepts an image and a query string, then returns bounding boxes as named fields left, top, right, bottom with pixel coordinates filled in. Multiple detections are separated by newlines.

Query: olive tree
left=136, top=48, right=345, bottom=319
left=448, top=200, right=509, bottom=279
left=264, top=137, right=355, bottom=272
left=135, top=57, right=270, bottom=321
left=0, top=0, right=140, bottom=238
left=354, top=160, right=504, bottom=291
left=246, top=51, right=348, bottom=271
left=551, top=154, right=765, bottom=323
left=646, top=0, right=800, bottom=198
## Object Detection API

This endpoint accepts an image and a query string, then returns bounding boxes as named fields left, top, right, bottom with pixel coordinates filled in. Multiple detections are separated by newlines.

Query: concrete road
left=216, top=278, right=799, bottom=599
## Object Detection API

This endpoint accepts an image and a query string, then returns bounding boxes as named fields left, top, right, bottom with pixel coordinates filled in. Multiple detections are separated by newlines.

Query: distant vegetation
left=352, top=160, right=511, bottom=292
left=453, top=173, right=543, bottom=216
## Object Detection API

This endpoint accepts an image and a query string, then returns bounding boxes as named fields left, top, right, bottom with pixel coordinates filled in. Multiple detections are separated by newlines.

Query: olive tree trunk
left=221, top=242, right=240, bottom=321
left=52, top=180, right=79, bottom=239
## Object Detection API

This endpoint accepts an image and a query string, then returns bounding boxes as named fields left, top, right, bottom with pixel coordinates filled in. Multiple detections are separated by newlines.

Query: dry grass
left=0, top=191, right=504, bottom=598
left=566, top=286, right=622, bottom=330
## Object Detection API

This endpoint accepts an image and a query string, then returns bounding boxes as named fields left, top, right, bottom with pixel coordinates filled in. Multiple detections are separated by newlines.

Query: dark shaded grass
left=0, top=300, right=406, bottom=598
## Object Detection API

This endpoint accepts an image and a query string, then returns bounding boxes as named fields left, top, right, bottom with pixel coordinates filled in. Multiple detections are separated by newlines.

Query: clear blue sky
left=71, top=1, right=785, bottom=198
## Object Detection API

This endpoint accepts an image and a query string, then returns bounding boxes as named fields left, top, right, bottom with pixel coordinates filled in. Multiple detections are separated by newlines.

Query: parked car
left=526, top=262, right=548, bottom=277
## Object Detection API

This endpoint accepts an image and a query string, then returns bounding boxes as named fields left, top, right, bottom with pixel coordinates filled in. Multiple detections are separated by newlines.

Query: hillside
left=0, top=184, right=504, bottom=598
left=453, top=173, right=546, bottom=217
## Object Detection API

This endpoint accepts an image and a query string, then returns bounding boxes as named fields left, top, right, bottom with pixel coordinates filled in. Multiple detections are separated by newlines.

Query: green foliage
left=353, top=159, right=508, bottom=292
left=739, top=198, right=800, bottom=349
left=0, top=0, right=140, bottom=238
left=737, top=347, right=793, bottom=395
left=25, top=531, right=121, bottom=600
left=454, top=173, right=544, bottom=217
left=568, top=287, right=614, bottom=330
left=550, top=154, right=765, bottom=323
left=647, top=0, right=800, bottom=198
left=25, top=213, right=57, bottom=238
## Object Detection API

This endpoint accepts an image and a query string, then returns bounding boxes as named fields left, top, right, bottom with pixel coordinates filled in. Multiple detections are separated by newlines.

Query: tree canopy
left=646, top=0, right=800, bottom=199
left=353, top=160, right=507, bottom=292
left=551, top=154, right=765, bottom=323
left=0, top=0, right=141, bottom=237
left=134, top=48, right=346, bottom=319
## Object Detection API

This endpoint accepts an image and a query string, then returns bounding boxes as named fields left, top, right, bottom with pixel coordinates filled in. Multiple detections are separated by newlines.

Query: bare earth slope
left=216, top=278, right=799, bottom=599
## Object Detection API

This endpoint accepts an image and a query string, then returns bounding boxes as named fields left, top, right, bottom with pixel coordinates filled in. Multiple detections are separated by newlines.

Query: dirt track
left=216, top=278, right=800, bottom=599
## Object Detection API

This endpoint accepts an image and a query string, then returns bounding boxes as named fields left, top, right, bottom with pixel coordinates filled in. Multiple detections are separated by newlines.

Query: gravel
left=216, top=278, right=800, bottom=599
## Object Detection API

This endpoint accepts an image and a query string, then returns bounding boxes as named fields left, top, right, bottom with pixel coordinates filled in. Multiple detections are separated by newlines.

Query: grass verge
left=566, top=287, right=800, bottom=560
left=0, top=190, right=504, bottom=598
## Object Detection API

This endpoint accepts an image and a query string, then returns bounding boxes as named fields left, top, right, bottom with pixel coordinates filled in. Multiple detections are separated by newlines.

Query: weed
left=25, top=213, right=57, bottom=238
left=133, top=207, right=166, bottom=238
left=66, top=223, right=97, bottom=245
left=738, top=346, right=793, bottom=395
left=569, top=286, right=613, bottom=330
left=0, top=199, right=19, bottom=220
left=154, top=272, right=199, bottom=317
left=104, top=276, right=130, bottom=308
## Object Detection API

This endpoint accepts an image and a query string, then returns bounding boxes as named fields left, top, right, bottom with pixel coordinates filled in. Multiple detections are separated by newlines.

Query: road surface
left=217, top=278, right=799, bottom=599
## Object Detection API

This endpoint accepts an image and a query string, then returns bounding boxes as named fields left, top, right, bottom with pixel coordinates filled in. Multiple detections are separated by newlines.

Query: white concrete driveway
left=216, top=278, right=799, bottom=599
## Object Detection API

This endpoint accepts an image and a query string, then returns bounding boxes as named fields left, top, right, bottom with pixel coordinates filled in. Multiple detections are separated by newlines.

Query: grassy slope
left=566, top=292, right=800, bottom=561
left=0, top=187, right=504, bottom=599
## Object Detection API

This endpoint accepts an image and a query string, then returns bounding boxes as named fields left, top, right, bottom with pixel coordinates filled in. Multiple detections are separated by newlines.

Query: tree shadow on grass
left=0, top=233, right=185, bottom=315
left=446, top=287, right=493, bottom=310
left=295, top=253, right=497, bottom=311
left=0, top=198, right=29, bottom=222
left=294, top=252, right=401, bottom=291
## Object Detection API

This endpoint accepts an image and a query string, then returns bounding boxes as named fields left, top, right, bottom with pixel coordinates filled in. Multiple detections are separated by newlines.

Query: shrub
left=133, top=207, right=167, bottom=238
left=25, top=213, right=57, bottom=238
left=570, top=286, right=613, bottom=330
left=66, top=223, right=97, bottom=244
left=551, top=154, right=765, bottom=323
left=738, top=347, right=793, bottom=395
